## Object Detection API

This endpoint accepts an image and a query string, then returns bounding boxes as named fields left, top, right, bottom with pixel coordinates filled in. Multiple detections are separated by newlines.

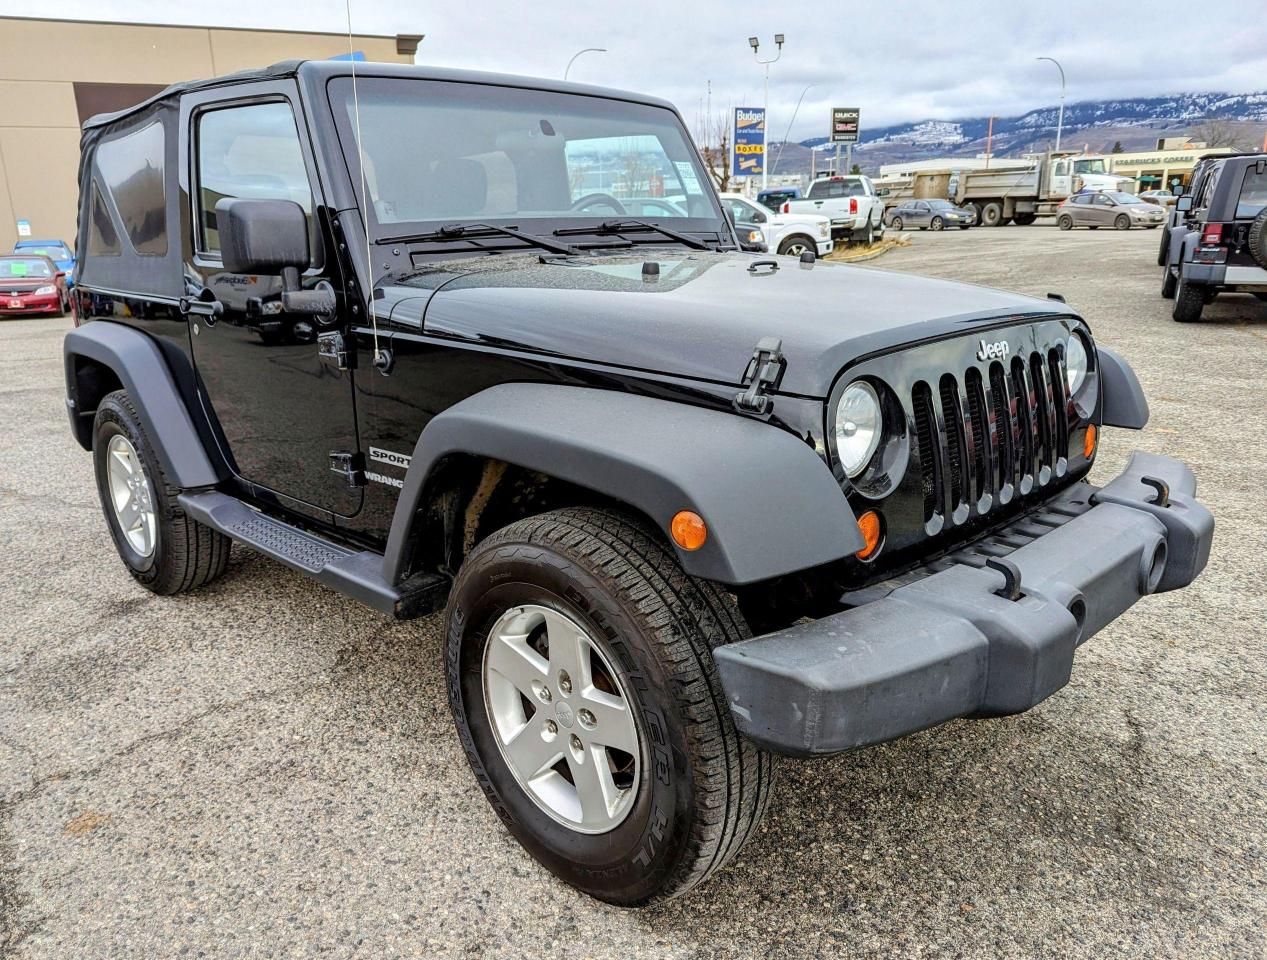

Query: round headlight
left=835, top=380, right=883, bottom=477
left=1066, top=334, right=1088, bottom=393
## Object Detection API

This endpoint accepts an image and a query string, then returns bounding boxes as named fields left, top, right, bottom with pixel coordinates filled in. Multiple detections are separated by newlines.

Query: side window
left=94, top=121, right=167, bottom=256
left=725, top=198, right=749, bottom=222
left=1094, top=194, right=1112, bottom=206
left=196, top=101, right=313, bottom=256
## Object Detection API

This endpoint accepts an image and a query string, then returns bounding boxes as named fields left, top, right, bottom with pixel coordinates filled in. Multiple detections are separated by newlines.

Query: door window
left=196, top=101, right=314, bottom=256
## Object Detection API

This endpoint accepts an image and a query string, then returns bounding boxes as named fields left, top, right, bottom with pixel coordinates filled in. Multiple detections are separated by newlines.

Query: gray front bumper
left=714, top=452, right=1214, bottom=757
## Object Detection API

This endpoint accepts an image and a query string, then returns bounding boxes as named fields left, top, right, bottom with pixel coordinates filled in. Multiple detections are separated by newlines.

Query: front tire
left=777, top=234, right=814, bottom=257
left=92, top=390, right=231, bottom=594
left=1115, top=214, right=1131, bottom=230
left=446, top=507, right=773, bottom=906
left=1172, top=277, right=1205, bottom=322
left=891, top=216, right=903, bottom=231
left=930, top=216, right=944, bottom=231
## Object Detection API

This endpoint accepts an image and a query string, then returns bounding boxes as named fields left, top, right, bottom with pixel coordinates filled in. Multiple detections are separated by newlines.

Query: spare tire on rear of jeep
left=1248, top=208, right=1267, bottom=269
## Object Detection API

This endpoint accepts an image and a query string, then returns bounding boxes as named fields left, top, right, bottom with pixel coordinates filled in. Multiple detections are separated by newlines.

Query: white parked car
left=719, top=193, right=833, bottom=258
left=779, top=175, right=887, bottom=244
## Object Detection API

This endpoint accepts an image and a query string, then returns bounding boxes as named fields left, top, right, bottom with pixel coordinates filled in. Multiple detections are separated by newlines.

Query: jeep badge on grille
left=976, top=338, right=1010, bottom=361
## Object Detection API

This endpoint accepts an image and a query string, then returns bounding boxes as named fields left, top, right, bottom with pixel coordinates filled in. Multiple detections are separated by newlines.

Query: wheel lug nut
left=545, top=720, right=558, bottom=735
left=570, top=734, right=582, bottom=752
left=558, top=671, right=572, bottom=695
left=578, top=709, right=596, bottom=729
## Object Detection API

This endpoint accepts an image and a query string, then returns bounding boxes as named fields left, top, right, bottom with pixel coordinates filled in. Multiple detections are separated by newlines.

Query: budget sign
left=733, top=107, right=765, bottom=178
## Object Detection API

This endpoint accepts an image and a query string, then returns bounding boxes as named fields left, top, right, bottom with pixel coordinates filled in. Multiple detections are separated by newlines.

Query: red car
left=0, top=254, right=70, bottom=317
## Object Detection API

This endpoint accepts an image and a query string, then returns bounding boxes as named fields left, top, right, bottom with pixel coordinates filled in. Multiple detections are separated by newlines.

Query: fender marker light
left=671, top=511, right=708, bottom=551
left=856, top=510, right=882, bottom=560
left=1084, top=424, right=1098, bottom=460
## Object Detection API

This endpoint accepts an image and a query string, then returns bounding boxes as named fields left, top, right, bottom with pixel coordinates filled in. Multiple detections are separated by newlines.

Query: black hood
left=382, top=251, right=1070, bottom=397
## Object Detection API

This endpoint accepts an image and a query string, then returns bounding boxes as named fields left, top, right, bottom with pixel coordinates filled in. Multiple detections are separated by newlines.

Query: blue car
left=13, top=239, right=75, bottom=287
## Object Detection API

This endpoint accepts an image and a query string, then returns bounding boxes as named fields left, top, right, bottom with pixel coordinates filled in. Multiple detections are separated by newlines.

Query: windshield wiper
left=383, top=222, right=580, bottom=256
left=554, top=219, right=712, bottom=251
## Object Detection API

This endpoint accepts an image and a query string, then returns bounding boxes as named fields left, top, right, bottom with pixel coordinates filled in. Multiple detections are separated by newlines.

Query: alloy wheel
left=482, top=604, right=641, bottom=834
left=105, top=434, right=157, bottom=557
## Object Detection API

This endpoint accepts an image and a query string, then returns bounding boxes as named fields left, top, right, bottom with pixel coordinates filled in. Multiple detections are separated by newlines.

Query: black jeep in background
left=1161, top=153, right=1267, bottom=321
left=63, top=60, right=1213, bottom=906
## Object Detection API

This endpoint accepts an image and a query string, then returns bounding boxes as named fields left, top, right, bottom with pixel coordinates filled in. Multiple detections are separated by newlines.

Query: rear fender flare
left=64, top=322, right=222, bottom=488
left=383, top=384, right=864, bottom=586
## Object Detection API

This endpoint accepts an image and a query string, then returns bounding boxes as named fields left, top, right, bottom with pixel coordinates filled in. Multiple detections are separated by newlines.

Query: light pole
left=771, top=82, right=816, bottom=176
left=1036, top=56, right=1066, bottom=152
left=748, top=33, right=785, bottom=190
left=564, top=47, right=606, bottom=81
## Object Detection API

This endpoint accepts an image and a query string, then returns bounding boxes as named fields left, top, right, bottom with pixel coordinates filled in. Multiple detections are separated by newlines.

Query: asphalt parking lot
left=2, top=224, right=1264, bottom=959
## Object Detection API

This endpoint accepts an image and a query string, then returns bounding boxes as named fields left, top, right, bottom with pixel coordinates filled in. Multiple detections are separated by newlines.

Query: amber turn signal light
left=1084, top=424, right=1098, bottom=460
left=856, top=510, right=882, bottom=560
left=671, top=511, right=707, bottom=551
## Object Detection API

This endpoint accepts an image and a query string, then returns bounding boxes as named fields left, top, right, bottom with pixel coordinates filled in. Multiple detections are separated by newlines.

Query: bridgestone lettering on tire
left=92, top=390, right=231, bottom=594
left=445, top=507, right=774, bottom=906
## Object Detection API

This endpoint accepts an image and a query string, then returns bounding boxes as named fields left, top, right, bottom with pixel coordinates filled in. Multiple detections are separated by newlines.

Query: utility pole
left=748, top=34, right=785, bottom=190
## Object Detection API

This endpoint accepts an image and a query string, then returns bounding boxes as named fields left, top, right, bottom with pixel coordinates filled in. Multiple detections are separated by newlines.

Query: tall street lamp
left=565, top=47, right=606, bottom=80
left=749, top=33, right=785, bottom=190
left=1036, top=56, right=1066, bottom=152
left=771, top=82, right=817, bottom=176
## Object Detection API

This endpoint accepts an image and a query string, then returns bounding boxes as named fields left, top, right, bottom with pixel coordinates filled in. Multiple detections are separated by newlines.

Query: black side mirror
left=216, top=198, right=310, bottom=275
left=1176, top=196, right=1192, bottom=213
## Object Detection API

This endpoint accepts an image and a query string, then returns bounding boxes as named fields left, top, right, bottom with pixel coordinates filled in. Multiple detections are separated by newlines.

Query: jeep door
left=180, top=83, right=362, bottom=521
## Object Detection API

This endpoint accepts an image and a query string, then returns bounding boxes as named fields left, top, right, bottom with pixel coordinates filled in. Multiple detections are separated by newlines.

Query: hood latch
left=734, top=337, right=786, bottom=415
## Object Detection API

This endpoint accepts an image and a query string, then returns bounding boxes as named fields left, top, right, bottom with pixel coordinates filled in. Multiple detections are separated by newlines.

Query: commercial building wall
left=0, top=16, right=416, bottom=252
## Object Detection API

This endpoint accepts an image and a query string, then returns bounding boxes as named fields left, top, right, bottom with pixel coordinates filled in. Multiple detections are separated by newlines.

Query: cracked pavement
left=1, top=225, right=1264, bottom=958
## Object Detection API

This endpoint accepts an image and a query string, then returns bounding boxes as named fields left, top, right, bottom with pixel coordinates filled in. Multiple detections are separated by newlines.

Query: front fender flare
left=1097, top=346, right=1149, bottom=430
left=64, top=323, right=222, bottom=489
left=384, top=384, right=864, bottom=586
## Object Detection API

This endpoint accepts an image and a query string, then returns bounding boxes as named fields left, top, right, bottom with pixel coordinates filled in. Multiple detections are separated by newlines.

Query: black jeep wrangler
left=1161, top=153, right=1267, bottom=321
left=64, top=60, right=1214, bottom=906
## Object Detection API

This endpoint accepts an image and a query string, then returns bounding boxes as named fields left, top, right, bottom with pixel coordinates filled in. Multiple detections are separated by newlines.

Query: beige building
left=1106, top=139, right=1235, bottom=194
left=0, top=16, right=420, bottom=252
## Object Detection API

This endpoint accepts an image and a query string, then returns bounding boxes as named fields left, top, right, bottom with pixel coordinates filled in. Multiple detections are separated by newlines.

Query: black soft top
left=83, top=60, right=303, bottom=131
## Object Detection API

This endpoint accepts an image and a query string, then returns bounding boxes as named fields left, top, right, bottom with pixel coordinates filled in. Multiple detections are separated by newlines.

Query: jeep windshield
left=328, top=78, right=726, bottom=251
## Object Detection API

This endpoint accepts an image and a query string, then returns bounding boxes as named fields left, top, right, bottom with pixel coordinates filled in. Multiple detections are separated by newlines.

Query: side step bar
left=178, top=491, right=447, bottom=619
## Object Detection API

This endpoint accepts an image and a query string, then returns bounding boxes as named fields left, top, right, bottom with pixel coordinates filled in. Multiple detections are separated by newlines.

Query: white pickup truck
left=780, top=175, right=887, bottom=244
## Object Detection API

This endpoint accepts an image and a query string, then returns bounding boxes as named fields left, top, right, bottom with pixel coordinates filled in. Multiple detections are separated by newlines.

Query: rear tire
left=1157, top=226, right=1170, bottom=266
left=1115, top=214, right=1131, bottom=230
left=1172, top=277, right=1205, bottom=322
left=1013, top=212, right=1037, bottom=226
left=851, top=215, right=875, bottom=245
left=92, top=390, right=231, bottom=595
left=1161, top=266, right=1177, bottom=299
left=446, top=507, right=774, bottom=906
left=980, top=201, right=1004, bottom=227
left=1058, top=215, right=1073, bottom=231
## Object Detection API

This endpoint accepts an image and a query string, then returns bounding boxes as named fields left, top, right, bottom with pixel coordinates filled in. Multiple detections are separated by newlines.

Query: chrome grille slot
left=965, top=368, right=989, bottom=504
left=988, top=361, right=1013, bottom=496
left=938, top=374, right=966, bottom=513
left=912, top=381, right=939, bottom=522
left=1010, top=356, right=1035, bottom=485
left=1030, top=352, right=1054, bottom=472
left=1048, top=348, right=1070, bottom=462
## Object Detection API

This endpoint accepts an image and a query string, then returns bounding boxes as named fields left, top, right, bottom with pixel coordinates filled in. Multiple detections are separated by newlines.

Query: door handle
left=179, top=297, right=224, bottom=320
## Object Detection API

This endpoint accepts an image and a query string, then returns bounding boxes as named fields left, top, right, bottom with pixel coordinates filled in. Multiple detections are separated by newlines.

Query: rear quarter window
left=93, top=121, right=168, bottom=256
left=1236, top=168, right=1267, bottom=219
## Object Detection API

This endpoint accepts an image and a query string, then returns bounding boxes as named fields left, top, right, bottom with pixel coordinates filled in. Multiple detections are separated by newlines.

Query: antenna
left=345, top=0, right=387, bottom=372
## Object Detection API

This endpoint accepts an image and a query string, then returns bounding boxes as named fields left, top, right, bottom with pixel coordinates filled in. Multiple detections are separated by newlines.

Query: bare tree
left=1191, top=115, right=1255, bottom=151
left=694, top=109, right=733, bottom=193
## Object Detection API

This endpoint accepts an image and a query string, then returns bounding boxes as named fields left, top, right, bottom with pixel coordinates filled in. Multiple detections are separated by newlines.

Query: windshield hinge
left=329, top=451, right=366, bottom=489
left=318, top=331, right=350, bottom=370
left=734, top=337, right=786, bottom=415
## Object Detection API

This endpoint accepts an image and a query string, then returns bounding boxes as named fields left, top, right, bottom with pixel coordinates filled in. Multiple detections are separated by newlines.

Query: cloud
left=5, top=0, right=1264, bottom=138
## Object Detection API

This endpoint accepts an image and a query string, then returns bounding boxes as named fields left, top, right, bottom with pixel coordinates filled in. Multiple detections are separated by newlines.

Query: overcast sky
left=5, top=1, right=1266, bottom=139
